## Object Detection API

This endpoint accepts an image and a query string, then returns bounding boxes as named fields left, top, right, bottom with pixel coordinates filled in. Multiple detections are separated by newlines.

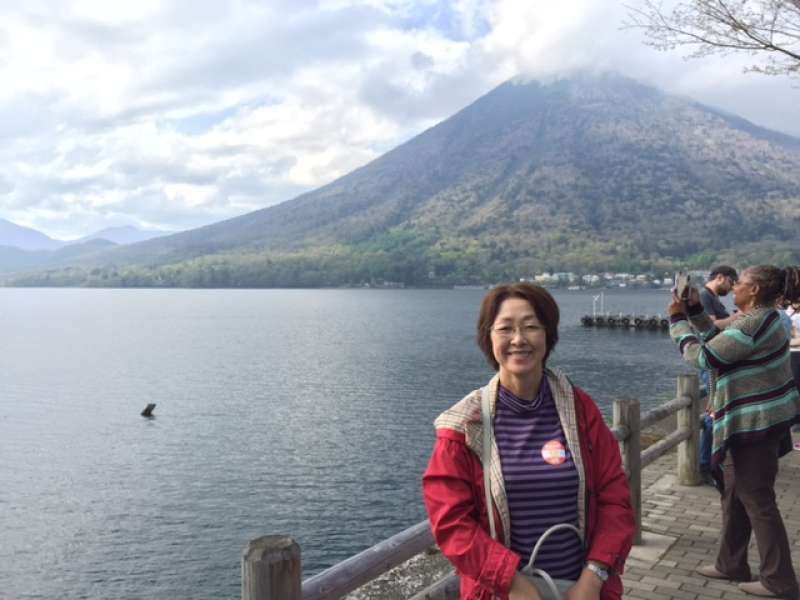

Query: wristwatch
left=586, top=562, right=609, bottom=582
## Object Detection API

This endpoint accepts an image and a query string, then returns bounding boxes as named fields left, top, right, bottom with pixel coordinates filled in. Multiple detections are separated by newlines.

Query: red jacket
left=423, top=381, right=634, bottom=600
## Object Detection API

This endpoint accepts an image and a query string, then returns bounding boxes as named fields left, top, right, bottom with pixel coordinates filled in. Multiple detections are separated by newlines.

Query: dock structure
left=581, top=291, right=670, bottom=331
left=581, top=313, right=670, bottom=331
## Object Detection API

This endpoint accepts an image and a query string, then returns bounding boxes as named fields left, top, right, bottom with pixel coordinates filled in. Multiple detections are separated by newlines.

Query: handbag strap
left=521, top=524, right=582, bottom=600
left=525, top=523, right=582, bottom=570
left=527, top=567, right=562, bottom=599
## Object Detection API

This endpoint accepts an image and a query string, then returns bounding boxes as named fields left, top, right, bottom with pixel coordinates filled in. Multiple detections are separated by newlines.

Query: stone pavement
left=623, top=444, right=800, bottom=600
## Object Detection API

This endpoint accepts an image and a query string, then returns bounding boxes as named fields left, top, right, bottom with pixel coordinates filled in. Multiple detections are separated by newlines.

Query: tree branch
left=623, top=0, right=800, bottom=76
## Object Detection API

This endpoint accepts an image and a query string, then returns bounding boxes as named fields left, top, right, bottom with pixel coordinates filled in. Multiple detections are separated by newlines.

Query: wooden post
left=677, top=373, right=701, bottom=486
left=242, top=536, right=301, bottom=600
left=613, top=399, right=642, bottom=545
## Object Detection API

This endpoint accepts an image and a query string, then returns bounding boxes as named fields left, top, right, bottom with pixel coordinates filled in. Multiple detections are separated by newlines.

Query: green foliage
left=6, top=227, right=798, bottom=288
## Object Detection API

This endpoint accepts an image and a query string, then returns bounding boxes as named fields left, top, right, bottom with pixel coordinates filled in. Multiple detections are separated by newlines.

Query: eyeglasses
left=491, top=324, right=545, bottom=339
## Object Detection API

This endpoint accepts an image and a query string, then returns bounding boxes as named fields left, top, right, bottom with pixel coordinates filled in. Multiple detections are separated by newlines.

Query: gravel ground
left=344, top=546, right=452, bottom=599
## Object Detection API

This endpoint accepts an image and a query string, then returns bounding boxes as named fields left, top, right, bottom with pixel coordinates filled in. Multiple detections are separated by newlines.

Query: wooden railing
left=242, top=373, right=702, bottom=600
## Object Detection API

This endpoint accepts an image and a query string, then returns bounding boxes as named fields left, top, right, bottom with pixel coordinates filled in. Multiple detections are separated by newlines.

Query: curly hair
left=746, top=265, right=800, bottom=308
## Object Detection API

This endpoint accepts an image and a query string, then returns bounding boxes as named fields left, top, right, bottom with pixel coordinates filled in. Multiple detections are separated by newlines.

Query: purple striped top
left=495, top=379, right=584, bottom=580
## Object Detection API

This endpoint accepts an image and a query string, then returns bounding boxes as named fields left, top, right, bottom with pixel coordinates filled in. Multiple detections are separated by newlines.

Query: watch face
left=588, top=563, right=608, bottom=581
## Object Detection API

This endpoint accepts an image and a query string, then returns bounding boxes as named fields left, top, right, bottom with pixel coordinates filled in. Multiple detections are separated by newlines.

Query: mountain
left=54, top=238, right=118, bottom=259
left=0, top=239, right=117, bottom=274
left=4, top=72, right=800, bottom=287
left=0, top=222, right=169, bottom=272
left=0, top=246, right=50, bottom=273
left=0, top=219, right=63, bottom=251
left=71, top=226, right=172, bottom=245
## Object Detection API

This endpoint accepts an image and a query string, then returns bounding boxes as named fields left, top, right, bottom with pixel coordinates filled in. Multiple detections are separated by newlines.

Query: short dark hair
left=476, top=282, right=559, bottom=371
left=708, top=265, right=738, bottom=282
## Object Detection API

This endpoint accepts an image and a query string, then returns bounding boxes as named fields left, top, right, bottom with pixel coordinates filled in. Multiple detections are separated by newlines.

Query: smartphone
left=675, top=271, right=691, bottom=300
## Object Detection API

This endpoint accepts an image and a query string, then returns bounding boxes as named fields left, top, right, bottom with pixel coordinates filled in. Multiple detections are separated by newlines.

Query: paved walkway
left=623, top=442, right=800, bottom=600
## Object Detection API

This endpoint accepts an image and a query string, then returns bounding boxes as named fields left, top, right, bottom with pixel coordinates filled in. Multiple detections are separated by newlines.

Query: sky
left=1, top=0, right=798, bottom=240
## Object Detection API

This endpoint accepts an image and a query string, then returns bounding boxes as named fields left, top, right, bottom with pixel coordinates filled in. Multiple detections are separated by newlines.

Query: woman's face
left=733, top=269, right=758, bottom=311
left=490, top=297, right=547, bottom=379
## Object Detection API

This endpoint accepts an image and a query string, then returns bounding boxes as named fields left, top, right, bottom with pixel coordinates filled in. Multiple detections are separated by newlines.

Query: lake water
left=0, top=287, right=718, bottom=599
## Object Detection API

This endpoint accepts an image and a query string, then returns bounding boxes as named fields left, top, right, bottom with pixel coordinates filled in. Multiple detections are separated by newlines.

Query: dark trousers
left=716, top=438, right=799, bottom=598
left=699, top=371, right=713, bottom=471
left=792, top=352, right=800, bottom=434
left=700, top=414, right=713, bottom=471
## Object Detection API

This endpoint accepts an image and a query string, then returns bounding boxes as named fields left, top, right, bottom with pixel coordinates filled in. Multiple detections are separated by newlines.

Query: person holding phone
left=667, top=265, right=800, bottom=599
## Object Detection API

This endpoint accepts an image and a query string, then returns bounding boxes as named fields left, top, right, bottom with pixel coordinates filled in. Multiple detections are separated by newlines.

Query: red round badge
left=541, top=440, right=567, bottom=465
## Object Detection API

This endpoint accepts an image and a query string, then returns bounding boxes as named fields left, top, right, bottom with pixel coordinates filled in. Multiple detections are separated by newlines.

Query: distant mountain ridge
left=0, top=219, right=62, bottom=251
left=4, top=72, right=800, bottom=287
left=0, top=220, right=171, bottom=249
left=70, top=225, right=171, bottom=246
left=0, top=221, right=173, bottom=273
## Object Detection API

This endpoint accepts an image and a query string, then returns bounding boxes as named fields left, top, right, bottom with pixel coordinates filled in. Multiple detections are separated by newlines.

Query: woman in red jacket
left=423, top=283, right=634, bottom=599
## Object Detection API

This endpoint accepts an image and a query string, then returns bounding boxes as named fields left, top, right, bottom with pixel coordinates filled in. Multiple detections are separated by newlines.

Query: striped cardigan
left=670, top=305, right=800, bottom=465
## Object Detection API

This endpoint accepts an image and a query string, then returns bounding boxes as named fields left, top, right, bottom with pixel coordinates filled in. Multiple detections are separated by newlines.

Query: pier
left=580, top=291, right=670, bottom=331
left=581, top=313, right=670, bottom=331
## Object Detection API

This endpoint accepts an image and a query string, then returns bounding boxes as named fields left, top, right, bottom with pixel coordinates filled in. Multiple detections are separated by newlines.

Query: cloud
left=0, top=0, right=797, bottom=239
left=479, top=0, right=800, bottom=136
left=0, top=178, right=12, bottom=194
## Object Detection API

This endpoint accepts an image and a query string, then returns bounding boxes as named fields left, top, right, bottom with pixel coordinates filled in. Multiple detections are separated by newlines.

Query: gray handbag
left=481, top=387, right=580, bottom=600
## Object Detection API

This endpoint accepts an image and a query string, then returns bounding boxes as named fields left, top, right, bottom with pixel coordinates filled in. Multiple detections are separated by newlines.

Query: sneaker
left=793, top=442, right=800, bottom=451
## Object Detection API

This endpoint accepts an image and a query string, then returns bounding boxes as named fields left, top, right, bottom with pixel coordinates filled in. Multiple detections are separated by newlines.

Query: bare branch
left=623, top=0, right=800, bottom=77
